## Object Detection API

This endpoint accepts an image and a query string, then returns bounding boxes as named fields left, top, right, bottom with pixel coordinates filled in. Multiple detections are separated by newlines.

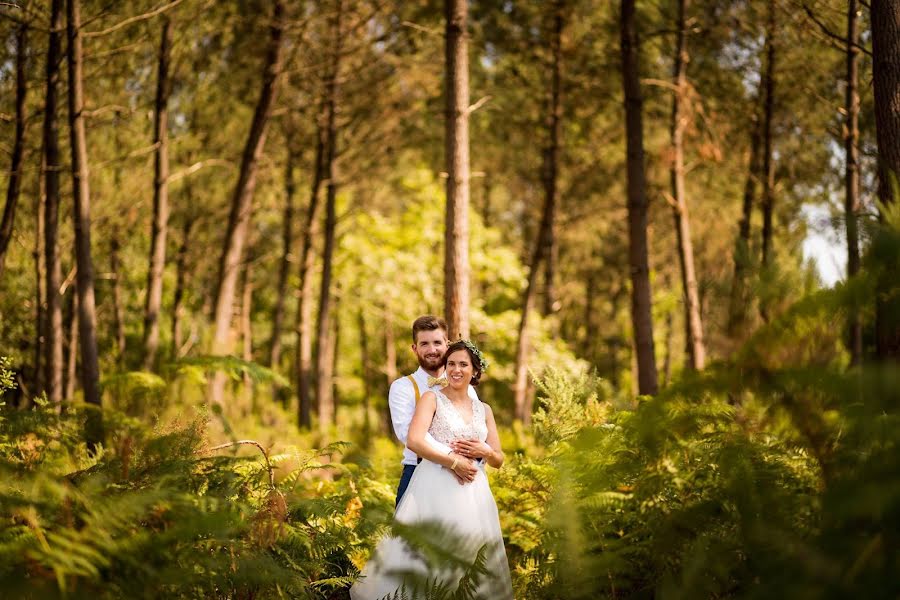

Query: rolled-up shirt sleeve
left=388, top=378, right=453, bottom=455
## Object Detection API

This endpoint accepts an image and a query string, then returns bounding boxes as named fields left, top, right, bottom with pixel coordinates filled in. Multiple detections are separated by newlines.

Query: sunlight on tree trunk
left=314, top=0, right=345, bottom=436
left=67, top=0, right=103, bottom=446
left=620, top=0, right=658, bottom=395
left=444, top=0, right=471, bottom=341
left=669, top=0, right=705, bottom=371
left=211, top=0, right=286, bottom=405
left=43, top=0, right=65, bottom=407
left=143, top=6, right=174, bottom=371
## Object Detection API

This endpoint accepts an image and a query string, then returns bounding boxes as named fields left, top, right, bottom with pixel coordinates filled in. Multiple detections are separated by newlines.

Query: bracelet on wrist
left=449, top=456, right=459, bottom=471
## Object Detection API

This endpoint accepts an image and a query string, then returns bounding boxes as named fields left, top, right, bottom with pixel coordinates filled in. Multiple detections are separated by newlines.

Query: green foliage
left=0, top=402, right=380, bottom=599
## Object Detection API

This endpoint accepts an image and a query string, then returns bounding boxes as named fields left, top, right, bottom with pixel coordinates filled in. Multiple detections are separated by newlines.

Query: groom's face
left=412, top=329, right=448, bottom=372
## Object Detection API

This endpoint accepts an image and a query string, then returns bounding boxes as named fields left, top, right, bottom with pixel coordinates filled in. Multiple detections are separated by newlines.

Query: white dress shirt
left=388, top=366, right=480, bottom=466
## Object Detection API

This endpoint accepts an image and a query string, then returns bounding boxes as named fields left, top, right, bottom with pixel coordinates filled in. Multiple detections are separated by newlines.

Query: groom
left=388, top=315, right=479, bottom=506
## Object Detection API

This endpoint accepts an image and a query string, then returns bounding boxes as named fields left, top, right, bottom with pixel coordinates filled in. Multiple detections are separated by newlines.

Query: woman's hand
left=451, top=438, right=493, bottom=461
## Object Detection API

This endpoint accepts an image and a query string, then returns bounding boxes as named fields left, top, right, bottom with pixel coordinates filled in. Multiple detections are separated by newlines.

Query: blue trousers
left=395, top=464, right=418, bottom=507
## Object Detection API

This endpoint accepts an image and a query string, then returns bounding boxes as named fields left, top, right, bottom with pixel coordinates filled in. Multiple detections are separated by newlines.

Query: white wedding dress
left=350, top=391, right=514, bottom=600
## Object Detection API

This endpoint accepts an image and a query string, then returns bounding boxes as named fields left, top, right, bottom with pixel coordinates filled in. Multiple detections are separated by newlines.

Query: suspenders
left=406, top=375, right=423, bottom=464
left=406, top=374, right=421, bottom=402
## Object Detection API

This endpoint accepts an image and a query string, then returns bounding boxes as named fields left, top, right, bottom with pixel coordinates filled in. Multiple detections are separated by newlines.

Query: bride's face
left=445, top=350, right=474, bottom=389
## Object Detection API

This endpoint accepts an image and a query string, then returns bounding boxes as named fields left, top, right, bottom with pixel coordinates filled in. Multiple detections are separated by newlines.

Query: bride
left=350, top=340, right=514, bottom=600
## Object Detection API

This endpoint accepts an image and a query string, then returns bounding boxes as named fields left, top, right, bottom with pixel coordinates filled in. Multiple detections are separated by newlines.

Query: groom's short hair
left=411, top=315, right=448, bottom=342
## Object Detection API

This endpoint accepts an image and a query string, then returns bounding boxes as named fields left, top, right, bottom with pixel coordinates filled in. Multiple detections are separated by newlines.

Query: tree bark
left=143, top=7, right=174, bottom=370
left=759, top=0, right=777, bottom=305
left=728, top=107, right=762, bottom=336
left=541, top=3, right=563, bottom=320
left=620, top=0, right=658, bottom=395
left=110, top=238, right=127, bottom=366
left=43, top=0, right=65, bottom=407
left=295, top=119, right=325, bottom=429
left=444, top=0, right=471, bottom=341
left=269, top=143, right=296, bottom=369
left=669, top=0, right=705, bottom=371
left=314, top=0, right=345, bottom=436
left=172, top=213, right=196, bottom=356
left=34, top=159, right=47, bottom=396
left=67, top=0, right=102, bottom=436
left=512, top=3, right=565, bottom=423
left=383, top=315, right=397, bottom=434
left=0, top=23, right=29, bottom=280
left=210, top=0, right=286, bottom=404
left=871, top=0, right=900, bottom=359
left=845, top=0, right=863, bottom=365
left=240, top=257, right=254, bottom=411
left=65, top=292, right=78, bottom=402
left=358, top=308, right=371, bottom=435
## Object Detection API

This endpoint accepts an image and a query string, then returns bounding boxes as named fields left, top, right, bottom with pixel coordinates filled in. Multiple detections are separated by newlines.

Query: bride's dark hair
left=442, top=340, right=486, bottom=387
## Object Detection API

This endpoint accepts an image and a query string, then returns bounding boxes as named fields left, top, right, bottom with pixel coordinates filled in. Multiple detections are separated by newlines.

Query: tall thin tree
left=210, top=0, right=287, bottom=404
left=871, top=0, right=900, bottom=359
left=43, top=0, right=65, bottom=407
left=0, top=23, right=28, bottom=280
left=727, top=107, right=761, bottom=336
left=269, top=139, right=296, bottom=369
left=295, top=116, right=326, bottom=429
left=66, top=0, right=102, bottom=442
left=314, top=0, right=345, bottom=435
left=110, top=238, right=127, bottom=366
left=542, top=2, right=563, bottom=320
left=620, top=0, right=658, bottom=395
left=845, top=0, right=862, bottom=365
left=444, top=0, right=471, bottom=341
left=512, top=2, right=564, bottom=423
left=758, top=0, right=777, bottom=323
left=143, top=5, right=174, bottom=370
left=668, top=0, right=705, bottom=370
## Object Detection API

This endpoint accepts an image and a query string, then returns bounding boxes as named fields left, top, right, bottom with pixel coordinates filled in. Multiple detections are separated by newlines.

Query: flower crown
left=459, top=339, right=489, bottom=372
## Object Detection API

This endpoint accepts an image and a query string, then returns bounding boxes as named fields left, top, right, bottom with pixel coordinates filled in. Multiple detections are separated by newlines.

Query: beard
left=417, top=352, right=443, bottom=371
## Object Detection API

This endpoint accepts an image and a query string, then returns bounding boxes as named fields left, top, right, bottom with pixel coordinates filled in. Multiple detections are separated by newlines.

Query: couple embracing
left=350, top=315, right=514, bottom=600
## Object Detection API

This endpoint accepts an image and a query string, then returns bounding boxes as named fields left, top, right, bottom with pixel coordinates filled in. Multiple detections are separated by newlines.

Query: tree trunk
left=269, top=143, right=296, bottom=369
left=383, top=316, right=397, bottom=434
left=43, top=0, right=65, bottom=407
left=662, top=304, right=673, bottom=388
left=110, top=238, right=127, bottom=366
left=0, top=23, right=29, bottom=280
left=295, top=119, right=325, bottom=429
left=728, top=107, right=762, bottom=336
left=845, top=0, right=863, bottom=365
left=210, top=0, right=286, bottom=404
left=314, top=0, right=345, bottom=436
left=871, top=0, right=900, bottom=359
left=620, top=0, right=658, bottom=395
left=143, top=8, right=174, bottom=371
left=512, top=3, right=565, bottom=423
left=541, top=3, right=563, bottom=320
left=444, top=0, right=471, bottom=341
left=34, top=160, right=47, bottom=396
left=67, top=0, right=102, bottom=441
left=172, top=213, right=196, bottom=356
left=241, top=257, right=254, bottom=412
left=65, top=292, right=78, bottom=402
left=584, top=267, right=597, bottom=365
left=358, top=308, right=371, bottom=435
left=759, top=0, right=777, bottom=322
left=669, top=0, right=706, bottom=371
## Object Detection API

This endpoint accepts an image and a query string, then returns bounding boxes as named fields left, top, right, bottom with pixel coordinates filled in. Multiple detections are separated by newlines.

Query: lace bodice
left=429, top=390, right=488, bottom=444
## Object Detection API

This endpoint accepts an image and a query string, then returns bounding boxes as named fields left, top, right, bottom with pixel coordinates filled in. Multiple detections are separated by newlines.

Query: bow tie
left=427, top=374, right=448, bottom=387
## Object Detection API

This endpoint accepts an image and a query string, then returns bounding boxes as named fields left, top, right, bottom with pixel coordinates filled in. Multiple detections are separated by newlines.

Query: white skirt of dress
left=350, top=459, right=514, bottom=600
